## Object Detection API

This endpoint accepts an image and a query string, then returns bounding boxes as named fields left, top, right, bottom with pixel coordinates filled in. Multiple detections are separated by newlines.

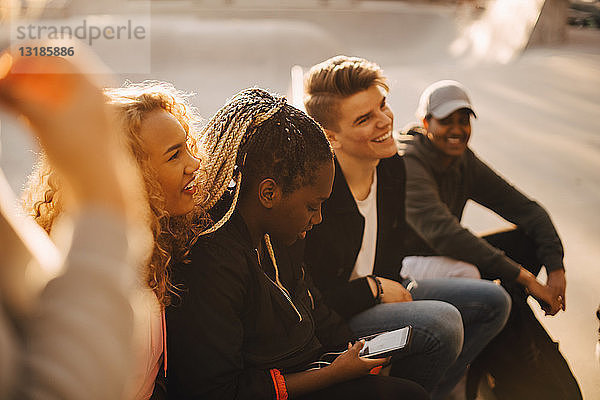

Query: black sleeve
left=166, top=242, right=276, bottom=400
left=284, top=241, right=355, bottom=348
left=405, top=152, right=522, bottom=281
left=469, top=155, right=564, bottom=272
left=302, top=232, right=377, bottom=319
left=302, top=265, right=355, bottom=349
left=316, top=278, right=376, bottom=320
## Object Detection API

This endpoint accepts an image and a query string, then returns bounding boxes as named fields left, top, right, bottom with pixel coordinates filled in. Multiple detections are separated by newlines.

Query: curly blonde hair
left=22, top=80, right=208, bottom=307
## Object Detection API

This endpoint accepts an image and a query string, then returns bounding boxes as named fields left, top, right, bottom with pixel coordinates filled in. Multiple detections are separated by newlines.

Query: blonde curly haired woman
left=22, top=81, right=206, bottom=399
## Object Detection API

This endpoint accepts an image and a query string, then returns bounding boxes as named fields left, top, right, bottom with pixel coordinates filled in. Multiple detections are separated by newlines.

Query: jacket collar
left=324, top=155, right=405, bottom=273
left=328, top=156, right=402, bottom=214
left=326, top=157, right=361, bottom=214
left=409, top=132, right=466, bottom=174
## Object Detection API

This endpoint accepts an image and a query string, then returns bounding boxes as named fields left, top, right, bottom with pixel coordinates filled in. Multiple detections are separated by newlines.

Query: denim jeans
left=348, top=278, right=510, bottom=400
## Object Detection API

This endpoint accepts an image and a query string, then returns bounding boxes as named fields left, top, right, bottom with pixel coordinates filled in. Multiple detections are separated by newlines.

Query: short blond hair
left=304, top=55, right=388, bottom=130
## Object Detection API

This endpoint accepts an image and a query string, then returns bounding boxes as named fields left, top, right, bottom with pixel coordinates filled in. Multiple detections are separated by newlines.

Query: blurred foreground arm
left=0, top=53, right=148, bottom=399
left=0, top=53, right=129, bottom=213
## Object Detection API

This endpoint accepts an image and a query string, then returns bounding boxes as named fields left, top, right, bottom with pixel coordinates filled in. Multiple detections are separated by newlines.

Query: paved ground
left=1, top=1, right=599, bottom=397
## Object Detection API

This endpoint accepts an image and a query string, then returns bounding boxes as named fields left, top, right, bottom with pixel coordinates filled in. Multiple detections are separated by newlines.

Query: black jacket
left=404, top=133, right=564, bottom=281
left=303, top=155, right=407, bottom=319
left=166, top=212, right=352, bottom=400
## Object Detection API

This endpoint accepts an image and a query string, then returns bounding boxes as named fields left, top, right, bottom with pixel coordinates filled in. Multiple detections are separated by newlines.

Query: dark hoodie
left=403, top=132, right=564, bottom=281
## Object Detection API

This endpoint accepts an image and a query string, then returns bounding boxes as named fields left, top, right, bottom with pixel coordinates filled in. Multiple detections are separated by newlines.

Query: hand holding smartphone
left=358, top=326, right=412, bottom=359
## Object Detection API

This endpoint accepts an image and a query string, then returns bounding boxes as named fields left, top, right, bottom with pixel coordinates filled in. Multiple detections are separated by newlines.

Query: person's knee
left=435, top=303, right=464, bottom=357
left=418, top=302, right=463, bottom=361
left=491, top=283, right=512, bottom=319
left=483, top=282, right=512, bottom=329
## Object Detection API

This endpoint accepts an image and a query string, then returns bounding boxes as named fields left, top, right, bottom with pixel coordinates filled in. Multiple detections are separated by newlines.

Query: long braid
left=264, top=233, right=290, bottom=298
left=199, top=88, right=286, bottom=235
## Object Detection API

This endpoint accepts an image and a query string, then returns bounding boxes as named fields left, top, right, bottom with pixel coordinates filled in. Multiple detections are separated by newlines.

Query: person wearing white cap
left=405, top=79, right=564, bottom=315
left=403, top=80, right=582, bottom=399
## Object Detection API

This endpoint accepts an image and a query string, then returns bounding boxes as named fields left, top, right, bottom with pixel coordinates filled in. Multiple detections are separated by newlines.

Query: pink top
left=123, top=287, right=163, bottom=400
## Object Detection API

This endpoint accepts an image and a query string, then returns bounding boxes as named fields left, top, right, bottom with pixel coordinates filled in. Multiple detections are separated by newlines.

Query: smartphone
left=358, top=326, right=412, bottom=359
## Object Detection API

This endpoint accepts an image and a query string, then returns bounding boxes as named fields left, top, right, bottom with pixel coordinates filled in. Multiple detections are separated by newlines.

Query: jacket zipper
left=301, top=266, right=315, bottom=310
left=251, top=299, right=317, bottom=365
left=255, top=249, right=303, bottom=322
left=307, top=290, right=315, bottom=310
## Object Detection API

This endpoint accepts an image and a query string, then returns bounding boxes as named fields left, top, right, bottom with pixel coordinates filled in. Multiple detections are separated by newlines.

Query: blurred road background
left=1, top=0, right=599, bottom=397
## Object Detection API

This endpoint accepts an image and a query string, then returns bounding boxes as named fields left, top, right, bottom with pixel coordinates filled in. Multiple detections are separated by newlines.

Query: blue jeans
left=348, top=278, right=510, bottom=400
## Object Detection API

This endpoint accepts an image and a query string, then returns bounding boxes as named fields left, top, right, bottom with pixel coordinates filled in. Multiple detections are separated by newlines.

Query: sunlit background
left=1, top=0, right=599, bottom=398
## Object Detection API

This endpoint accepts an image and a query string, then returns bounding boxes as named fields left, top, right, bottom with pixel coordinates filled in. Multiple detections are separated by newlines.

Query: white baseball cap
left=416, top=80, right=476, bottom=120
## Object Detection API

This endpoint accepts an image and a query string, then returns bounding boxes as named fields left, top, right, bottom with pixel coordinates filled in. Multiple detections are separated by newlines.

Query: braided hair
left=198, top=87, right=333, bottom=236
left=198, top=88, right=332, bottom=313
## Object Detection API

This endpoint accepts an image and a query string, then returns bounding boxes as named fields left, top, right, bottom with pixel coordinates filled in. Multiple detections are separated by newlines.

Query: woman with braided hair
left=166, top=88, right=428, bottom=400
left=22, top=81, right=206, bottom=399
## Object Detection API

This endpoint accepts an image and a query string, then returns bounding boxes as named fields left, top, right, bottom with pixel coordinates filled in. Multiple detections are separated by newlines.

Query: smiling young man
left=302, top=56, right=511, bottom=400
left=403, top=80, right=567, bottom=306
left=402, top=80, right=582, bottom=399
